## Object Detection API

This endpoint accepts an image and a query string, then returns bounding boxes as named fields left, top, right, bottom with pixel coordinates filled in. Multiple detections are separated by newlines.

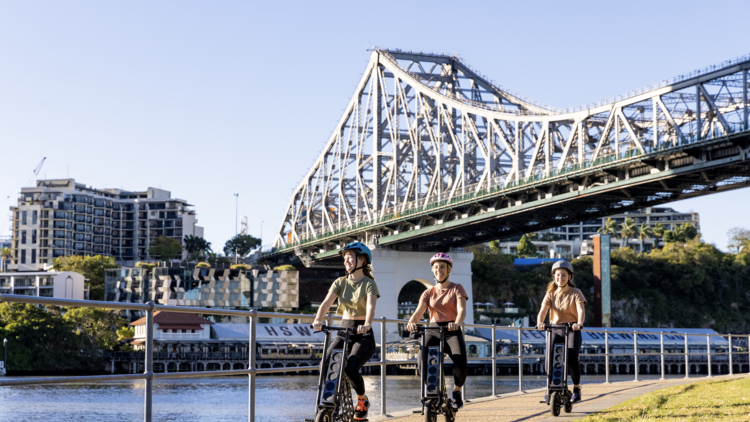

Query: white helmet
left=551, top=260, right=574, bottom=276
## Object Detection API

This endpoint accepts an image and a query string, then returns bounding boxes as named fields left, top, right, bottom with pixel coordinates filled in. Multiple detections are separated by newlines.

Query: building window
left=21, top=230, right=26, bottom=244
left=31, top=249, right=36, bottom=264
left=20, top=249, right=26, bottom=264
left=32, top=230, right=37, bottom=244
left=22, top=211, right=27, bottom=225
left=32, top=210, right=38, bottom=224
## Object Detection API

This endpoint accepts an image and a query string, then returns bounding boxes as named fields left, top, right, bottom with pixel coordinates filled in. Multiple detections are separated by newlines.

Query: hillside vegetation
left=472, top=240, right=750, bottom=333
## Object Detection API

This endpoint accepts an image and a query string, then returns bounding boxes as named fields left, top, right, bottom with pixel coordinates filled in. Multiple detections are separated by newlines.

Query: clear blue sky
left=1, top=1, right=749, bottom=252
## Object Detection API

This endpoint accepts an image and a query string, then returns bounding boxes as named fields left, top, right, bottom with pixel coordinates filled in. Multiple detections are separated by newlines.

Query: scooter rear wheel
left=551, top=392, right=561, bottom=417
left=564, top=395, right=573, bottom=414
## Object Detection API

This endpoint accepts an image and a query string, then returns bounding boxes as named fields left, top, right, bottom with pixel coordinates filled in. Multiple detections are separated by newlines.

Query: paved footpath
left=370, top=373, right=750, bottom=422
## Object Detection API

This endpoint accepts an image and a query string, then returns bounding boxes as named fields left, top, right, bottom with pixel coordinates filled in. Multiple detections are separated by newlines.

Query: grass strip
left=579, top=377, right=750, bottom=421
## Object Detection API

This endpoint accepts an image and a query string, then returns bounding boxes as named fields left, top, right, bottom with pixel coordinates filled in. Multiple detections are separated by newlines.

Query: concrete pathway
left=369, top=373, right=750, bottom=422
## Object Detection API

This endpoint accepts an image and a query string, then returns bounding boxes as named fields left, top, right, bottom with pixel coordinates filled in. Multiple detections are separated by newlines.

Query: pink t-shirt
left=419, top=282, right=469, bottom=323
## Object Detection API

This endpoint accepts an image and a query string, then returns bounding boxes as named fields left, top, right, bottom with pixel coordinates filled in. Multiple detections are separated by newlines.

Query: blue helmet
left=339, top=242, right=372, bottom=264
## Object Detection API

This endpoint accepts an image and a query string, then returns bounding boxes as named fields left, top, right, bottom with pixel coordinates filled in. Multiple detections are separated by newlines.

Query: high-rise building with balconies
left=7, top=179, right=204, bottom=271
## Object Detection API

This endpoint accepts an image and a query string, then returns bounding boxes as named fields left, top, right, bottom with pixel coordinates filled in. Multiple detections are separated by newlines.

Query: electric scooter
left=540, top=323, right=574, bottom=417
left=410, top=325, right=457, bottom=422
left=306, top=324, right=359, bottom=422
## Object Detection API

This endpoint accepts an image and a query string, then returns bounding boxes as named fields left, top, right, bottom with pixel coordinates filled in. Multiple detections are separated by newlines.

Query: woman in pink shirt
left=406, top=253, right=468, bottom=408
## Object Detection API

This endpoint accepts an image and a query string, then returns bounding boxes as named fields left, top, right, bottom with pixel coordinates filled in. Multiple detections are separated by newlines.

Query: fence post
left=144, top=301, right=155, bottom=422
left=518, top=327, right=523, bottom=392
left=684, top=333, right=690, bottom=378
left=249, top=310, right=257, bottom=422
left=707, top=334, right=712, bottom=378
left=491, top=324, right=496, bottom=396
left=729, top=334, right=733, bottom=376
left=380, top=317, right=386, bottom=416
left=603, top=331, right=610, bottom=383
left=660, top=332, right=665, bottom=380
left=633, top=331, right=638, bottom=382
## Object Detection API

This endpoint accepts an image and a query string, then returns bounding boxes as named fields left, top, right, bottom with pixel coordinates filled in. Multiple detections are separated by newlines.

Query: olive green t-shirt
left=329, top=276, right=380, bottom=318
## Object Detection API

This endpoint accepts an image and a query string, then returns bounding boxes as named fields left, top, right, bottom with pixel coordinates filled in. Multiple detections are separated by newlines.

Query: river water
left=0, top=373, right=694, bottom=421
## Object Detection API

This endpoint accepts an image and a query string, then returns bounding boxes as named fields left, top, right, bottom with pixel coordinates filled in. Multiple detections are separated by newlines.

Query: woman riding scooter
left=406, top=253, right=469, bottom=409
left=536, top=260, right=586, bottom=403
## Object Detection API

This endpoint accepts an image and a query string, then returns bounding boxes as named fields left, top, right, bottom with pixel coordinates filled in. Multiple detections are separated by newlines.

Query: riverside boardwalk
left=370, top=373, right=750, bottom=422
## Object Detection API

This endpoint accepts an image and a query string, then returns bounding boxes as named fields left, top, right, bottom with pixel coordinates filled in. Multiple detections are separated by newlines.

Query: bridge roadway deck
left=370, top=373, right=750, bottom=422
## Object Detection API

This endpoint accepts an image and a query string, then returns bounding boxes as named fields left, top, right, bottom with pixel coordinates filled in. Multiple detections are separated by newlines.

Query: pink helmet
left=430, top=253, right=453, bottom=267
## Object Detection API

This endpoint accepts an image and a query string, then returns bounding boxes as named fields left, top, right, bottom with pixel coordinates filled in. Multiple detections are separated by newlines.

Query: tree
left=620, top=218, right=637, bottom=243
left=223, top=234, right=262, bottom=259
left=516, top=235, right=537, bottom=257
left=489, top=240, right=502, bottom=254
left=598, top=218, right=620, bottom=238
left=53, top=255, right=119, bottom=301
left=653, top=223, right=666, bottom=244
left=149, top=236, right=183, bottom=260
left=727, top=227, right=750, bottom=253
left=62, top=307, right=128, bottom=362
left=664, top=223, right=699, bottom=243
left=0, top=247, right=12, bottom=270
left=184, top=235, right=212, bottom=254
left=116, top=326, right=135, bottom=341
left=0, top=303, right=85, bottom=372
left=638, top=222, right=653, bottom=242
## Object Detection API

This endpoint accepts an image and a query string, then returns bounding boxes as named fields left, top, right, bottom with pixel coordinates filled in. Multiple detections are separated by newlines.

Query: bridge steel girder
left=272, top=49, right=750, bottom=261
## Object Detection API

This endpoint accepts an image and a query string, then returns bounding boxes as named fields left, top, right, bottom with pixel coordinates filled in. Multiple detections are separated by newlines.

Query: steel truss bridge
left=271, top=49, right=750, bottom=263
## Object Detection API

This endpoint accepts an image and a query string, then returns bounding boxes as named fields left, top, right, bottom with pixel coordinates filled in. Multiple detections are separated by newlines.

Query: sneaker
left=571, top=387, right=581, bottom=403
left=354, top=396, right=370, bottom=420
left=452, top=391, right=464, bottom=409
left=544, top=392, right=548, bottom=403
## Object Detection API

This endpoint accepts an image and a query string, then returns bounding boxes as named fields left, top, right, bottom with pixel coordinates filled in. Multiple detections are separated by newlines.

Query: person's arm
left=312, top=290, right=338, bottom=331
left=407, top=300, right=429, bottom=332
left=358, top=295, right=377, bottom=334
left=572, top=301, right=585, bottom=331
left=447, top=297, right=467, bottom=331
left=536, top=301, right=550, bottom=330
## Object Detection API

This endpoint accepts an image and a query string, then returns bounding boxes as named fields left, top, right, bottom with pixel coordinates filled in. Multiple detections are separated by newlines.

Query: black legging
left=321, top=320, right=376, bottom=396
left=421, top=321, right=468, bottom=388
left=549, top=328, right=582, bottom=385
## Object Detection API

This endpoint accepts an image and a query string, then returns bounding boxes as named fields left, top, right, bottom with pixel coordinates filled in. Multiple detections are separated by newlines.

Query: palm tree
left=638, top=222, right=654, bottom=252
left=620, top=218, right=637, bottom=247
left=0, top=247, right=12, bottom=271
left=598, top=218, right=620, bottom=237
left=653, top=223, right=665, bottom=247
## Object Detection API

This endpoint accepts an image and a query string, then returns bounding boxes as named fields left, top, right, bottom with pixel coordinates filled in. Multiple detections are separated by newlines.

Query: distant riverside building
left=7, top=178, right=204, bottom=271
left=0, top=236, right=11, bottom=272
left=104, top=266, right=298, bottom=320
left=496, top=206, right=700, bottom=258
left=0, top=271, right=87, bottom=300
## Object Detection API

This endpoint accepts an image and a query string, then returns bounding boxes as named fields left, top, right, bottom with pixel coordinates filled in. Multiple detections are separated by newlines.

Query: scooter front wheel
left=314, top=408, right=332, bottom=422
left=550, top=392, right=561, bottom=417
left=424, top=400, right=438, bottom=422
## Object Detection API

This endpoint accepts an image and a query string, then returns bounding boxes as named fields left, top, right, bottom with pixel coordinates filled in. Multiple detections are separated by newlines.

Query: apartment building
left=0, top=271, right=87, bottom=300
left=496, top=206, right=700, bottom=257
left=8, top=179, right=204, bottom=271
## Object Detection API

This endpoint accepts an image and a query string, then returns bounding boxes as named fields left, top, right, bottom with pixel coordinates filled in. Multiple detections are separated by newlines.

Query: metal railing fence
left=1, top=293, right=749, bottom=421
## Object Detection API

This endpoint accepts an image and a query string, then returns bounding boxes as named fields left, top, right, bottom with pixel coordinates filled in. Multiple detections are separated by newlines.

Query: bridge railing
left=277, top=124, right=749, bottom=252
left=0, top=292, right=749, bottom=421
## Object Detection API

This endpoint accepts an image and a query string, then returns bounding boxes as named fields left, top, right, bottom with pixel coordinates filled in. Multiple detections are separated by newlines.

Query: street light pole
left=3, top=338, right=7, bottom=373
left=261, top=220, right=265, bottom=247
left=233, top=194, right=239, bottom=238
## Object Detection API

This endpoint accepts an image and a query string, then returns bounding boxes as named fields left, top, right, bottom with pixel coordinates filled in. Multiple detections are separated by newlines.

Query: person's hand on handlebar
left=572, top=323, right=582, bottom=331
left=357, top=324, right=371, bottom=334
left=448, top=322, right=461, bottom=331
left=406, top=322, right=419, bottom=332
left=312, top=320, right=324, bottom=332
left=536, top=322, right=546, bottom=330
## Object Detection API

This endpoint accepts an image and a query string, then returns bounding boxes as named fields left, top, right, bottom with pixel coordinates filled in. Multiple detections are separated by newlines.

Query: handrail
left=0, top=293, right=748, bottom=421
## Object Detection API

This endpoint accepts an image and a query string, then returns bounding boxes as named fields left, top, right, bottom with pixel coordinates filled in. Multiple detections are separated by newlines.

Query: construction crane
left=1, top=157, right=46, bottom=235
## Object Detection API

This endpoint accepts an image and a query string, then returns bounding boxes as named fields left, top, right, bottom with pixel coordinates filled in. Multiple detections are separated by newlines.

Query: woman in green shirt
left=313, top=242, right=380, bottom=421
